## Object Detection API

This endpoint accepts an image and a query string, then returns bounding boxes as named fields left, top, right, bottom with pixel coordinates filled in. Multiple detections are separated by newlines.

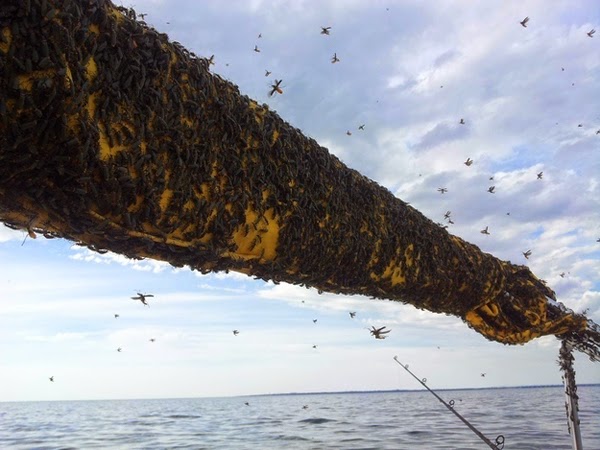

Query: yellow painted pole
left=0, top=0, right=598, bottom=360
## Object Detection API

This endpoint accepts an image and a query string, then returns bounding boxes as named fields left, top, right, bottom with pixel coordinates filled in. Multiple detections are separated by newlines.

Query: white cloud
left=24, top=332, right=97, bottom=343
left=69, top=246, right=170, bottom=273
left=0, top=225, right=24, bottom=242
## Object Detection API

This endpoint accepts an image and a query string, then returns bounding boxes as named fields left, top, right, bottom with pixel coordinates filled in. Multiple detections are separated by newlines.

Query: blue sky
left=0, top=0, right=599, bottom=401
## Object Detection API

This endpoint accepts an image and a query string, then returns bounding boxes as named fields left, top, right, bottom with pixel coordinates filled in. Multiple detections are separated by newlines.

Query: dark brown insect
left=21, top=225, right=37, bottom=246
left=369, top=326, right=391, bottom=339
left=269, top=79, right=283, bottom=96
left=131, top=292, right=153, bottom=305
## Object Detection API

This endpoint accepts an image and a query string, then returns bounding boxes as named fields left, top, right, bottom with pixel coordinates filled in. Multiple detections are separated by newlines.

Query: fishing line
left=393, top=356, right=505, bottom=450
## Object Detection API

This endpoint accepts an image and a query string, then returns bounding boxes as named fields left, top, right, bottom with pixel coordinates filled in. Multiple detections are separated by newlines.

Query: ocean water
left=0, top=386, right=598, bottom=449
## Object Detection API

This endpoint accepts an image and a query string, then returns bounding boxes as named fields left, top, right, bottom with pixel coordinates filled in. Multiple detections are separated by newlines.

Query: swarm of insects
left=0, top=0, right=598, bottom=361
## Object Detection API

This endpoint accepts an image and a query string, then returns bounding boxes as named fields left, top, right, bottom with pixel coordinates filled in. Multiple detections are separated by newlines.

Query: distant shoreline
left=3, top=384, right=598, bottom=404
left=243, top=383, right=600, bottom=398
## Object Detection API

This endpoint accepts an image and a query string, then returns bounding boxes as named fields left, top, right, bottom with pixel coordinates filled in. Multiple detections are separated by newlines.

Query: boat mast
left=559, top=341, right=584, bottom=450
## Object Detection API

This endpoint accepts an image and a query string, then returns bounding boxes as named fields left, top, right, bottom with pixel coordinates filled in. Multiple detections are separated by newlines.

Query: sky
left=1, top=0, right=599, bottom=402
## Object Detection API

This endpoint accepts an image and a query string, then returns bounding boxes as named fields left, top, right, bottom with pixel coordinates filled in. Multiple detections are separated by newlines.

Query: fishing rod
left=393, top=356, right=505, bottom=450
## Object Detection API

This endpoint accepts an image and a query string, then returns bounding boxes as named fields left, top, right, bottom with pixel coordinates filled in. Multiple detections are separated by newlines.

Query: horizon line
left=2, top=383, right=599, bottom=404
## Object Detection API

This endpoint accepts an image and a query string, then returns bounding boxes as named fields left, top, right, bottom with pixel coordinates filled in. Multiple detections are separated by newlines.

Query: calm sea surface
left=0, top=386, right=598, bottom=449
